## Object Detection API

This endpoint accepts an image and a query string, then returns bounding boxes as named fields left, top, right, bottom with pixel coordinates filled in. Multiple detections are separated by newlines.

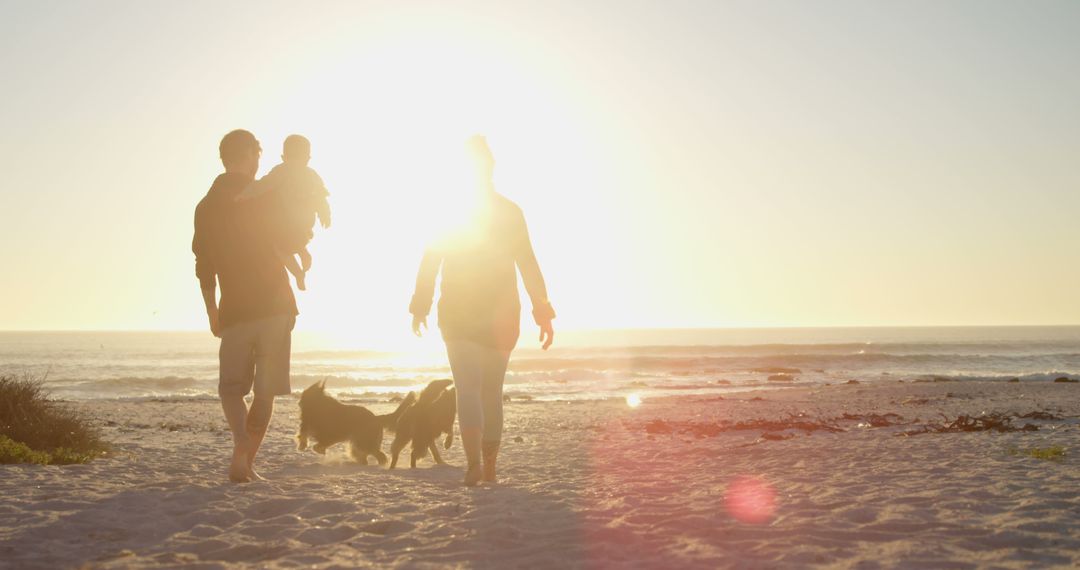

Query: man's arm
left=200, top=287, right=221, bottom=338
left=513, top=211, right=555, bottom=349
left=193, top=206, right=221, bottom=337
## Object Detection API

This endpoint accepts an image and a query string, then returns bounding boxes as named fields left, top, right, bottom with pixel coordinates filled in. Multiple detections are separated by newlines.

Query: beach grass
left=1007, top=445, right=1067, bottom=462
left=0, top=374, right=108, bottom=464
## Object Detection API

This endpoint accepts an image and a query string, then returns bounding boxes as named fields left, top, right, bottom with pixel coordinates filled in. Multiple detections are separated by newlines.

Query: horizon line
left=3, top=324, right=1080, bottom=334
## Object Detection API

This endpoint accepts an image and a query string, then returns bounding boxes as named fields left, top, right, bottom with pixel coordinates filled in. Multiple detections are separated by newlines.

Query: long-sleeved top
left=410, top=192, right=555, bottom=351
left=193, top=173, right=298, bottom=330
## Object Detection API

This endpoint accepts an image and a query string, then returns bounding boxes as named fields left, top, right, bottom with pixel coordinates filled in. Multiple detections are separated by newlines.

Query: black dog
left=389, top=379, right=457, bottom=469
left=296, top=380, right=415, bottom=465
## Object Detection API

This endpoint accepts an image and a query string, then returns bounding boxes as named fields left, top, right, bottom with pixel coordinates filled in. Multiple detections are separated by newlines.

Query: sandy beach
left=2, top=381, right=1078, bottom=569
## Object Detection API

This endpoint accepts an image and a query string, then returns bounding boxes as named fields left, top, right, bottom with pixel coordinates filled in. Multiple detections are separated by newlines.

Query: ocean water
left=1, top=327, right=1078, bottom=402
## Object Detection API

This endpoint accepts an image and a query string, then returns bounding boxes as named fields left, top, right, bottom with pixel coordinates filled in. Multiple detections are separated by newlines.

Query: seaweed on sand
left=901, top=412, right=1041, bottom=436
left=839, top=412, right=909, bottom=428
left=643, top=409, right=1065, bottom=441
left=644, top=415, right=846, bottom=439
left=1016, top=411, right=1062, bottom=421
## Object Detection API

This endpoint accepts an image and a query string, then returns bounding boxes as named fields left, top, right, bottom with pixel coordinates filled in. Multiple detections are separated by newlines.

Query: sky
left=0, top=1, right=1078, bottom=345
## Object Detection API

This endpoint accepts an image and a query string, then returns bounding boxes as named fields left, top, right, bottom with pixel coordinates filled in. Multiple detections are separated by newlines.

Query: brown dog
left=296, top=380, right=415, bottom=465
left=389, top=379, right=457, bottom=469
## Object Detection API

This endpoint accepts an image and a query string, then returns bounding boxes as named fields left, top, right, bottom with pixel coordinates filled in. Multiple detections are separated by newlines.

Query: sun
left=245, top=25, right=613, bottom=346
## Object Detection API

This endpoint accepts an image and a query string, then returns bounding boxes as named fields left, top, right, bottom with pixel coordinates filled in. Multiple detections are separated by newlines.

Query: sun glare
left=224, top=21, right=619, bottom=345
left=626, top=393, right=643, bottom=408
left=724, top=476, right=778, bottom=525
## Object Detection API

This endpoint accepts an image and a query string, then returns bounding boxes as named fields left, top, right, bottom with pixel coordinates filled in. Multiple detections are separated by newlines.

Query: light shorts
left=218, top=314, right=295, bottom=398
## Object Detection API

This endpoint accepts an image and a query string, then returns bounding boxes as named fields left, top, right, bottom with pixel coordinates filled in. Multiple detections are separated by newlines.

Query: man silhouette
left=192, top=129, right=298, bottom=482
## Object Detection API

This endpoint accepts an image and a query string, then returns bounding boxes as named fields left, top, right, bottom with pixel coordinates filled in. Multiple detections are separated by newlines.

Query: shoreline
left=2, top=381, right=1078, bottom=568
left=35, top=372, right=1080, bottom=406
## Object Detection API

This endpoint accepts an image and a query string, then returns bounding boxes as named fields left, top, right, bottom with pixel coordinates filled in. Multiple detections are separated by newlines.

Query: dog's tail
left=417, top=378, right=454, bottom=406
left=378, top=391, right=417, bottom=430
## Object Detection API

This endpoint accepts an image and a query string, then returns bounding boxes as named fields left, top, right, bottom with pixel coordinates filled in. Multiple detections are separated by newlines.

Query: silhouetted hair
left=284, top=134, right=311, bottom=160
left=219, top=129, right=260, bottom=164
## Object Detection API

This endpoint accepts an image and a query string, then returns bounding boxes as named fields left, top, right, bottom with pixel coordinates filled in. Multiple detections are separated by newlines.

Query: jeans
left=445, top=340, right=511, bottom=443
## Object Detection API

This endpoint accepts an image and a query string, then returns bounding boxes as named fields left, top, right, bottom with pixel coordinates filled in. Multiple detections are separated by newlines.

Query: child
left=238, top=134, right=331, bottom=290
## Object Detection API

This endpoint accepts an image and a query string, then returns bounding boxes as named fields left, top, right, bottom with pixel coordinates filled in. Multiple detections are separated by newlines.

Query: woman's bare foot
left=229, top=448, right=251, bottom=483
left=464, top=463, right=483, bottom=487
left=246, top=455, right=266, bottom=481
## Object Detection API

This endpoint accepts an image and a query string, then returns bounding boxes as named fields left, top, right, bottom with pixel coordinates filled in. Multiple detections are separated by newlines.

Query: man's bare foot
left=481, top=441, right=499, bottom=482
left=464, top=463, right=482, bottom=487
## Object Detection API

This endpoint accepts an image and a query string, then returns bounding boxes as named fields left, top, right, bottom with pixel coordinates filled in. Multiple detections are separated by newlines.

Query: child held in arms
left=238, top=134, right=331, bottom=291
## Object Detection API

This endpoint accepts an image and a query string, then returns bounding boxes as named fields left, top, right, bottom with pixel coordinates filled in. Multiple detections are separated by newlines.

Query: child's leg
left=278, top=248, right=306, bottom=291
left=298, top=247, right=313, bottom=272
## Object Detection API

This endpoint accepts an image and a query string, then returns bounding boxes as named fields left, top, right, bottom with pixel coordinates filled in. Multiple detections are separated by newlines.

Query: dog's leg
left=389, top=435, right=407, bottom=469
left=372, top=450, right=388, bottom=466
left=296, top=418, right=309, bottom=451
left=410, top=445, right=423, bottom=468
left=429, top=443, right=446, bottom=465
left=444, top=430, right=454, bottom=449
left=348, top=443, right=369, bottom=465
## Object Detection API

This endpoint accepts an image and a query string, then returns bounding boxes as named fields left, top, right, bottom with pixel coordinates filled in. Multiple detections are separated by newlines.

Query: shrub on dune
left=0, top=374, right=108, bottom=464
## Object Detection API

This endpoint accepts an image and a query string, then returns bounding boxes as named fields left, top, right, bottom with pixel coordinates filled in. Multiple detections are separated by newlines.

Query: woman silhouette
left=410, top=135, right=555, bottom=486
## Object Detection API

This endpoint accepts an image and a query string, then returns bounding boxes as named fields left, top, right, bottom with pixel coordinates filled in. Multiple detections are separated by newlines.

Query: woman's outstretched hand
left=539, top=321, right=554, bottom=350
left=412, top=315, right=428, bottom=337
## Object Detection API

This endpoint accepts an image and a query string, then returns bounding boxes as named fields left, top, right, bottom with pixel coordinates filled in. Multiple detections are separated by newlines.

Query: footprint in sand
left=297, top=525, right=360, bottom=545
left=244, top=498, right=309, bottom=521
left=424, top=503, right=466, bottom=517
left=840, top=506, right=879, bottom=525
left=184, top=524, right=222, bottom=538
left=201, top=542, right=293, bottom=563
left=360, top=520, right=413, bottom=535
left=298, top=499, right=357, bottom=518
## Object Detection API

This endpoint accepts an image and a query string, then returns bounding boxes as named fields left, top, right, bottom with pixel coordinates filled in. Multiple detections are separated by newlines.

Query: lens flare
left=724, top=476, right=777, bottom=524
left=625, top=393, right=643, bottom=408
